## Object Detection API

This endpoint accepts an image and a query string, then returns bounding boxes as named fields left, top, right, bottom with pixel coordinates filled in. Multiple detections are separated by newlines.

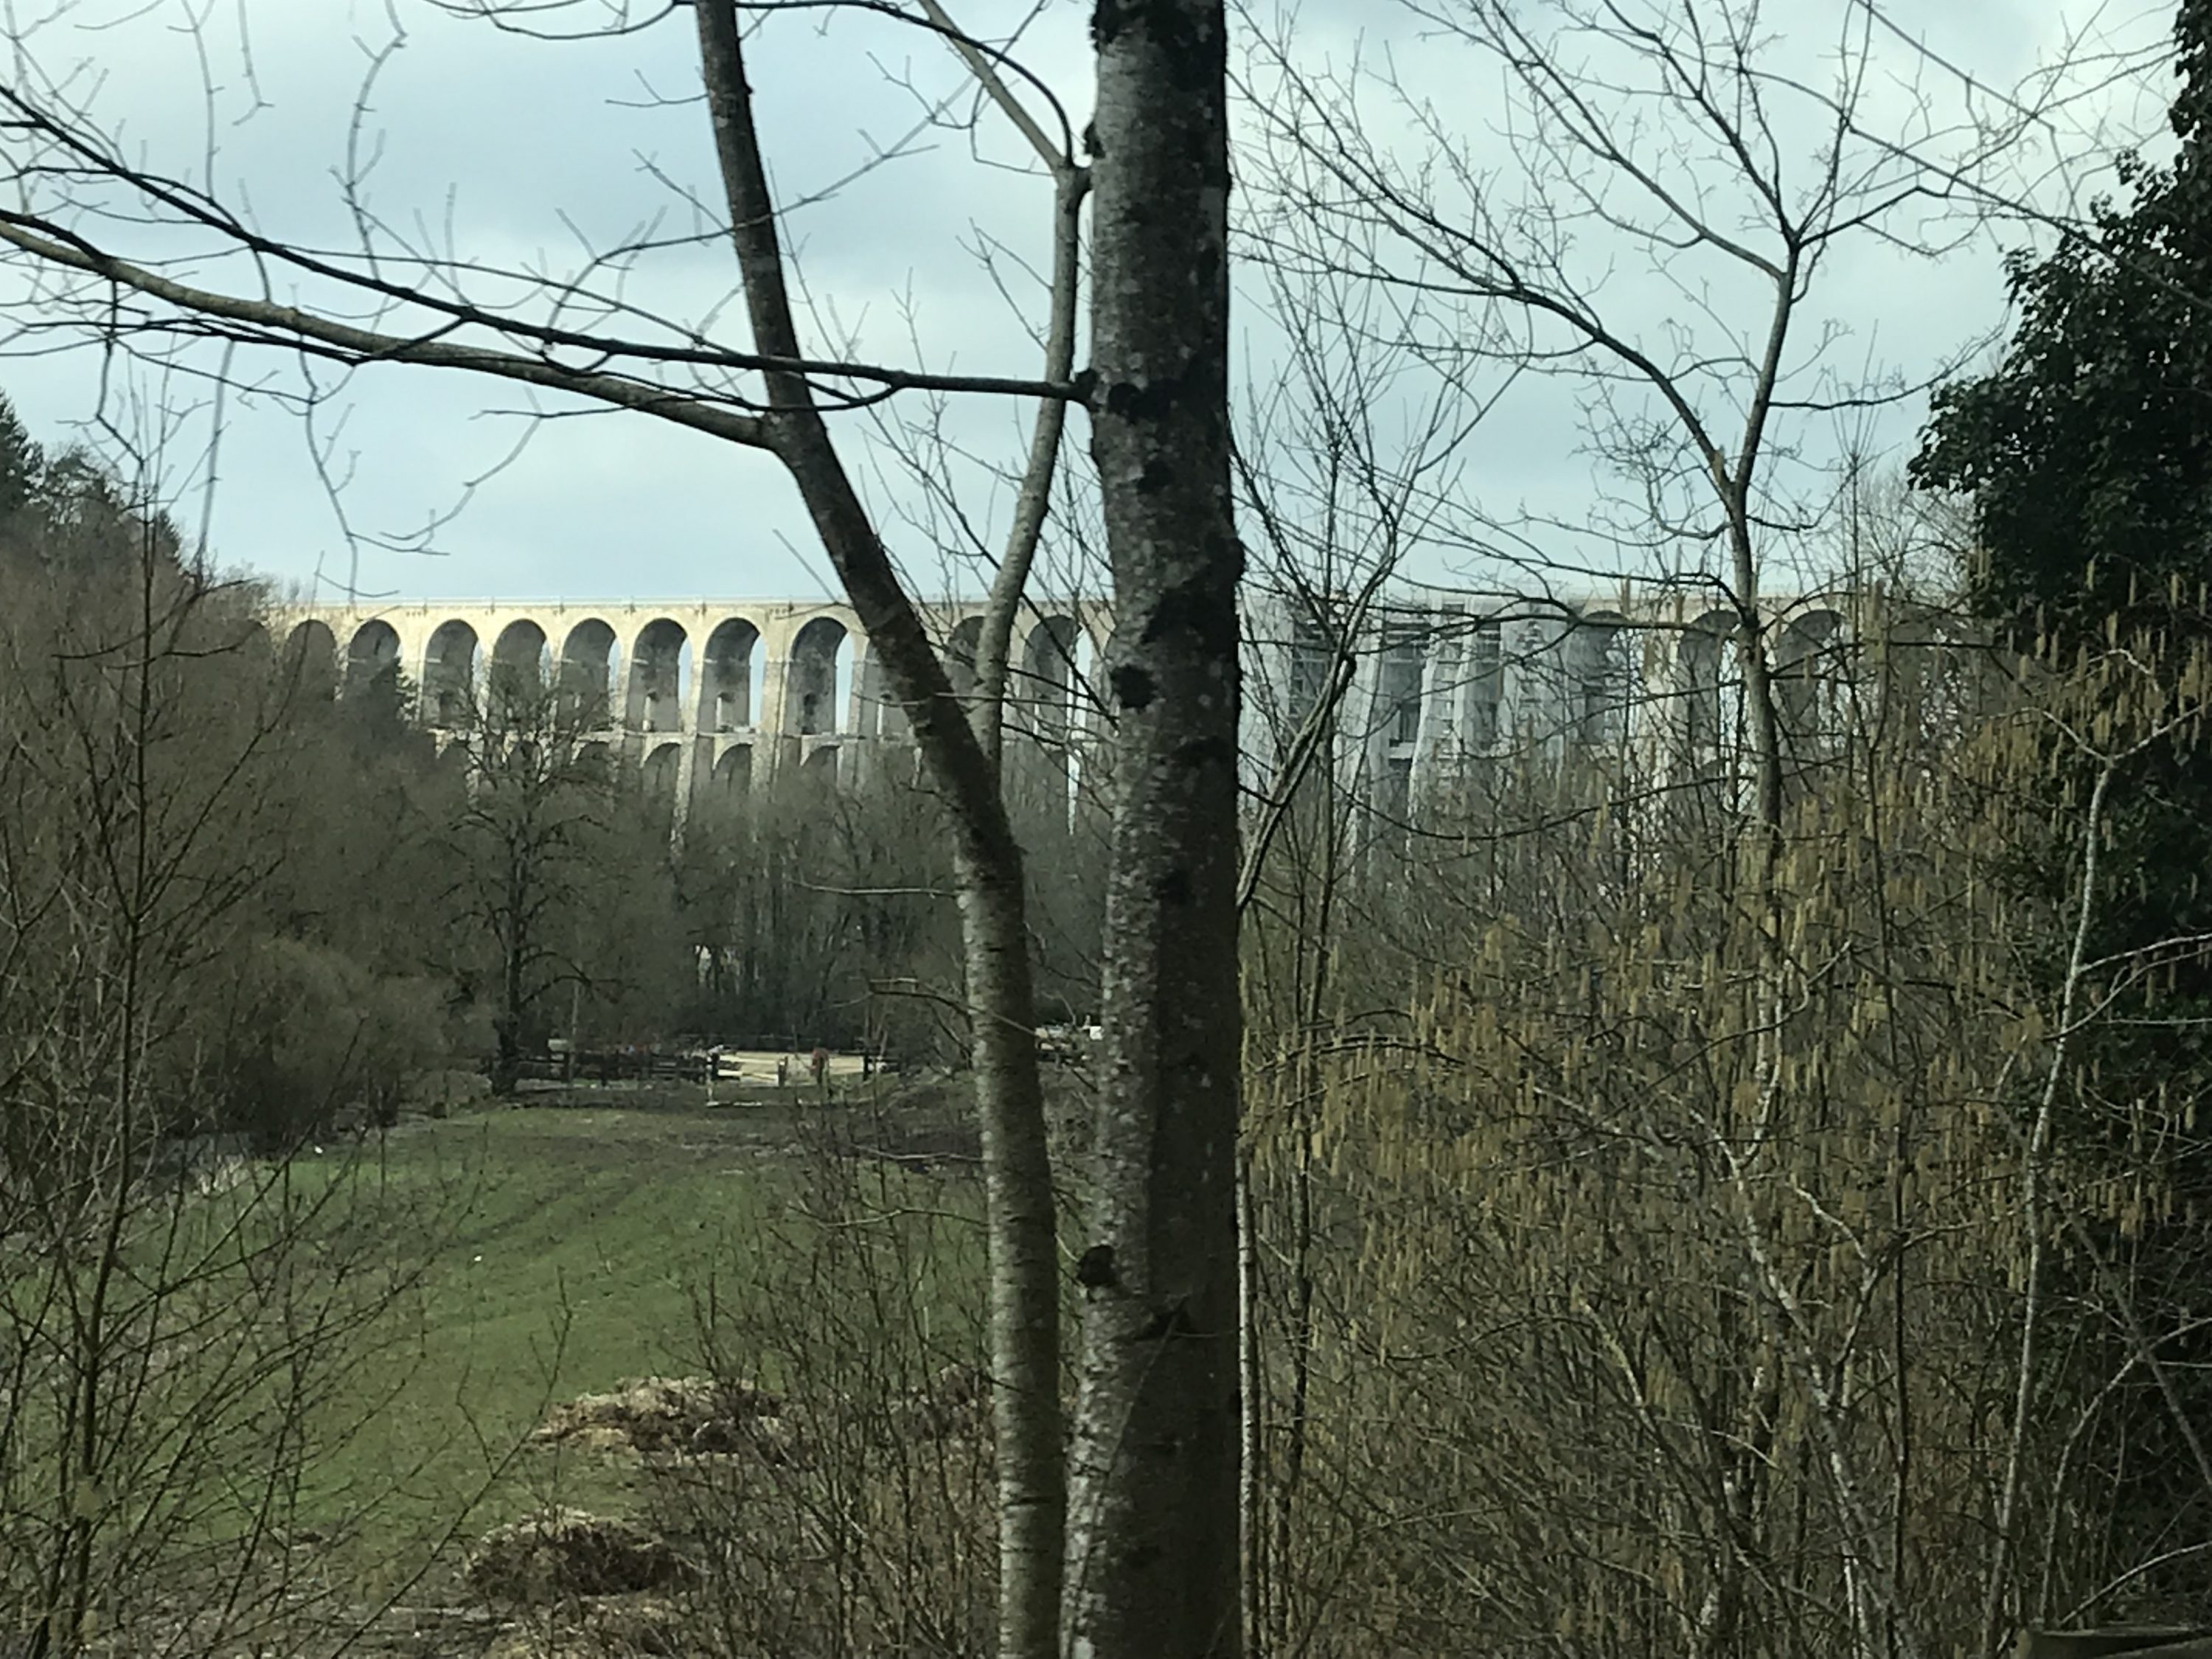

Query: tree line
left=0, top=415, right=1108, bottom=1144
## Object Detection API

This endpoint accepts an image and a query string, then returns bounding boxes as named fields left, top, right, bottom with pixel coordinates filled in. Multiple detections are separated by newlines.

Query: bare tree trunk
left=970, top=164, right=1085, bottom=773
left=955, top=838, right=1067, bottom=1659
left=495, top=888, right=528, bottom=1097
left=1067, top=1, right=1242, bottom=1653
left=691, top=10, right=1065, bottom=1653
left=1239, top=1111, right=1278, bottom=1659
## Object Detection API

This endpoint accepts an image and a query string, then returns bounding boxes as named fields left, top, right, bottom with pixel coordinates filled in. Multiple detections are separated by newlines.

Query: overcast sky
left=0, top=0, right=2179, bottom=603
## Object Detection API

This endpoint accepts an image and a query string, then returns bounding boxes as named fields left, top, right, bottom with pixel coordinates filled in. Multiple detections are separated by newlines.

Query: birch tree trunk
left=1068, top=1, right=1242, bottom=1653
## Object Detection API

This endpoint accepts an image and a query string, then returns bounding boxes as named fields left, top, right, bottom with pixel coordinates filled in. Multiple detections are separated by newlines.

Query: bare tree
left=1242, top=0, right=2080, bottom=845
left=0, top=447, right=468, bottom=1659
left=439, top=669, right=622, bottom=1095
left=0, top=3, right=1242, bottom=1652
left=1230, top=22, right=2104, bottom=1650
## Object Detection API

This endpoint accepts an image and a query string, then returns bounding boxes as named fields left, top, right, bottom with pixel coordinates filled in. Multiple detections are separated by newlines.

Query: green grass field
left=286, top=1082, right=983, bottom=1589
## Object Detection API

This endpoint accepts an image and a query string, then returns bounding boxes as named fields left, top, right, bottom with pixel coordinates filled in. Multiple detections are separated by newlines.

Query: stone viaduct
left=277, top=582, right=1952, bottom=825
left=1240, top=582, right=1961, bottom=816
left=271, top=596, right=1111, bottom=815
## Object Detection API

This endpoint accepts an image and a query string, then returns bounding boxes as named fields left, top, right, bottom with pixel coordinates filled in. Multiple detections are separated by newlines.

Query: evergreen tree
left=0, top=393, right=40, bottom=534
left=1916, top=2, right=2212, bottom=645
left=1915, top=0, right=2212, bottom=1113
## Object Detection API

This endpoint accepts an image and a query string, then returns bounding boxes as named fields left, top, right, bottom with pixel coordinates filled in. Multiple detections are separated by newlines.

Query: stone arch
left=701, top=619, right=760, bottom=731
left=1570, top=610, right=1635, bottom=743
left=1677, top=608, right=1736, bottom=755
left=1775, top=607, right=1847, bottom=748
left=345, top=619, right=402, bottom=700
left=282, top=619, right=338, bottom=699
left=627, top=618, right=689, bottom=733
left=492, top=619, right=550, bottom=706
left=1021, top=613, right=1081, bottom=742
left=802, top=742, right=840, bottom=782
left=422, top=620, right=479, bottom=728
left=789, top=616, right=849, bottom=736
left=559, top=619, right=618, bottom=725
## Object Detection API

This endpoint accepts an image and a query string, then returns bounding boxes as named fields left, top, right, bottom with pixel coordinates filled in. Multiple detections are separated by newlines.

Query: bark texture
left=1067, top=0, right=1242, bottom=1653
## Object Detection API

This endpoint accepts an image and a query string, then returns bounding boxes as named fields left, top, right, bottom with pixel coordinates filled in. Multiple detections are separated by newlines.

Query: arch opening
left=627, top=619, right=689, bottom=734
left=1282, top=606, right=1334, bottom=736
left=641, top=740, right=684, bottom=837
left=1775, top=608, right=1846, bottom=748
left=1571, top=611, right=1635, bottom=744
left=492, top=619, right=551, bottom=710
left=1017, top=613, right=1082, bottom=812
left=642, top=740, right=684, bottom=798
left=945, top=614, right=984, bottom=701
left=702, top=619, right=760, bottom=731
left=1459, top=618, right=1504, bottom=752
left=1378, top=619, right=1425, bottom=748
left=559, top=619, right=618, bottom=726
left=857, top=647, right=897, bottom=740
left=345, top=620, right=402, bottom=702
left=282, top=619, right=338, bottom=700
left=422, top=620, right=480, bottom=728
left=710, top=744, right=753, bottom=807
left=1021, top=614, right=1081, bottom=743
left=1677, top=610, right=1737, bottom=757
left=789, top=616, right=849, bottom=737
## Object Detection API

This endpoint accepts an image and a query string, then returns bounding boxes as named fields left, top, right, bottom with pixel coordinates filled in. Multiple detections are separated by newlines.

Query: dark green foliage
left=0, top=394, right=41, bottom=537
left=1915, top=0, right=2212, bottom=1112
left=1914, top=0, right=2212, bottom=639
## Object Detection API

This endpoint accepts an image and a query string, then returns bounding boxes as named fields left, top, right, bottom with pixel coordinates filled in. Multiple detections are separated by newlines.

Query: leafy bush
left=198, top=937, right=455, bottom=1150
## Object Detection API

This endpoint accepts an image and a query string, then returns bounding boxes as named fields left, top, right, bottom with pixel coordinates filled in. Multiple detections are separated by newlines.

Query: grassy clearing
left=292, top=1081, right=983, bottom=1590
